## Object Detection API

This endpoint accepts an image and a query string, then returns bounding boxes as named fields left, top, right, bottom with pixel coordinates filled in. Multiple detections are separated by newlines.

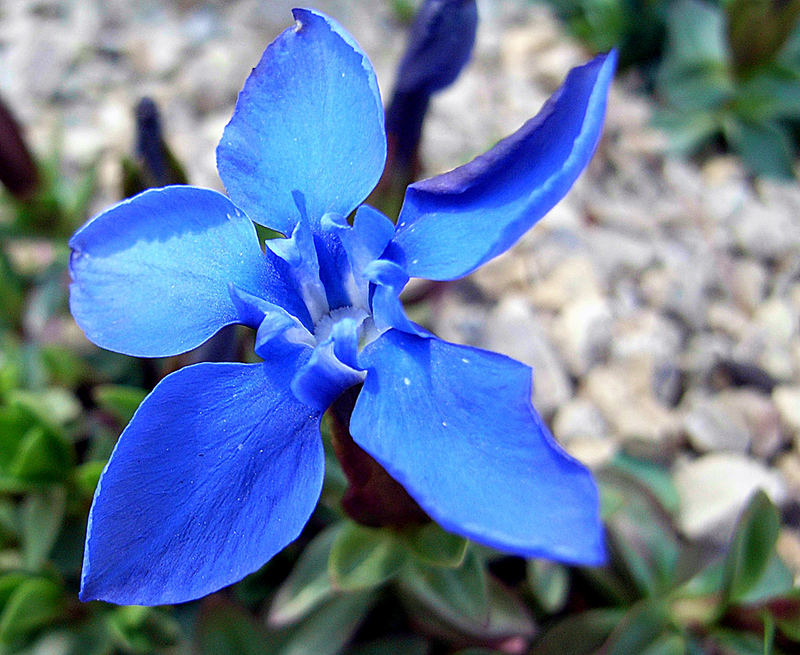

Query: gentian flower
left=70, top=8, right=616, bottom=605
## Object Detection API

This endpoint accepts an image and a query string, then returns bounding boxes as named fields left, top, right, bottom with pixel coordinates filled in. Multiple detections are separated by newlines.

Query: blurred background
left=1, top=0, right=800, bottom=653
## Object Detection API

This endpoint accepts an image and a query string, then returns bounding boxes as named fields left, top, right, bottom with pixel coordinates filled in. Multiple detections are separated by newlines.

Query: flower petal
left=322, top=206, right=395, bottom=309
left=350, top=330, right=604, bottom=564
left=363, top=259, right=425, bottom=336
left=389, top=51, right=617, bottom=280
left=217, top=9, right=386, bottom=234
left=80, top=358, right=324, bottom=605
left=69, top=186, right=308, bottom=357
left=291, top=318, right=365, bottom=411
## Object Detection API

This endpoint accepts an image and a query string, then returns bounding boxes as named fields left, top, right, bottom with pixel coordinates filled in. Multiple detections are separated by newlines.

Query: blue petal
left=350, top=330, right=605, bottom=564
left=217, top=9, right=386, bottom=234
left=291, top=317, right=365, bottom=411
left=322, top=206, right=396, bottom=308
left=80, top=358, right=323, bottom=605
left=389, top=51, right=617, bottom=280
left=69, top=186, right=307, bottom=357
left=267, top=219, right=329, bottom=323
left=363, top=259, right=424, bottom=336
left=228, top=286, right=314, bottom=357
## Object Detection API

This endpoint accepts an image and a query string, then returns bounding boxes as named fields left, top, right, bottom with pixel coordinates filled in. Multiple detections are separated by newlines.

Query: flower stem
left=329, top=385, right=429, bottom=528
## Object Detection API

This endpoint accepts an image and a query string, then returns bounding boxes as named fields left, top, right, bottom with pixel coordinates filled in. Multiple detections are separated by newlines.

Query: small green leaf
left=532, top=608, right=624, bottom=655
left=600, top=599, right=671, bottom=655
left=9, top=388, right=80, bottom=427
left=329, top=522, right=407, bottom=591
left=736, top=553, right=794, bottom=605
left=195, top=599, right=270, bottom=655
left=527, top=559, right=569, bottom=614
left=398, top=523, right=468, bottom=568
left=0, top=406, right=30, bottom=472
left=73, top=461, right=105, bottom=499
left=725, top=118, right=796, bottom=179
left=348, top=636, right=430, bottom=655
left=0, top=577, right=63, bottom=643
left=640, top=632, right=686, bottom=655
left=93, top=385, right=147, bottom=424
left=272, top=591, right=375, bottom=655
left=0, top=573, right=29, bottom=607
left=39, top=345, right=87, bottom=387
left=709, top=629, right=764, bottom=655
left=269, top=525, right=340, bottom=626
left=9, top=426, right=72, bottom=483
left=480, top=577, right=536, bottom=640
left=764, top=611, right=775, bottom=655
left=107, top=605, right=181, bottom=654
left=20, top=486, right=66, bottom=570
left=609, top=453, right=680, bottom=516
left=398, top=549, right=489, bottom=627
left=665, top=0, right=730, bottom=68
left=722, top=490, right=781, bottom=605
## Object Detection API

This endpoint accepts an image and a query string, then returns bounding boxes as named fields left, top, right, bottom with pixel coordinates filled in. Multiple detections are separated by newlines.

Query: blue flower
left=70, top=9, right=616, bottom=605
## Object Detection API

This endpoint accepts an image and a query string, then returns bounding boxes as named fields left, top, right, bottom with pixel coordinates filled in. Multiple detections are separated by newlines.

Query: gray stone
left=583, top=360, right=681, bottom=455
left=552, top=294, right=613, bottom=377
left=683, top=391, right=752, bottom=453
left=674, top=453, right=787, bottom=543
left=773, top=386, right=800, bottom=445
left=483, top=296, right=572, bottom=417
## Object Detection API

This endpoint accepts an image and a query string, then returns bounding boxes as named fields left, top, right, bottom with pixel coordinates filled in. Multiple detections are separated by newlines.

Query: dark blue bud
left=394, top=0, right=478, bottom=97
left=135, top=97, right=168, bottom=185
left=0, top=95, right=39, bottom=200
left=378, top=0, right=478, bottom=211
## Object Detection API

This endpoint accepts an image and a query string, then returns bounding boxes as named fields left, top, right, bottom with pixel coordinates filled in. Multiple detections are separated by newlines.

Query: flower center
left=313, top=306, right=368, bottom=345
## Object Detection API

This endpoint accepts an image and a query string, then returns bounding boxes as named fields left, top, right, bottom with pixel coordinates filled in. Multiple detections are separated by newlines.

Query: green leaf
left=328, top=522, right=407, bottom=591
left=0, top=573, right=29, bottom=607
left=0, top=405, right=30, bottom=472
left=609, top=453, right=681, bottom=516
left=398, top=549, right=489, bottom=628
left=709, top=629, right=764, bottom=655
left=527, top=559, right=569, bottom=614
left=734, top=69, right=800, bottom=122
left=271, top=591, right=375, bottom=655
left=39, top=345, right=87, bottom=388
left=640, top=632, right=686, bottom=655
left=106, top=605, right=181, bottom=654
left=9, top=425, right=72, bottom=483
left=670, top=560, right=724, bottom=627
left=600, top=599, right=671, bottom=655
left=0, top=577, right=63, bottom=643
left=93, top=385, right=147, bottom=425
left=724, top=117, right=796, bottom=178
left=664, top=0, right=730, bottom=68
left=595, top=467, right=680, bottom=599
left=736, top=553, right=794, bottom=605
left=764, top=611, right=775, bottom=655
left=349, top=636, right=430, bottom=655
left=73, top=461, right=105, bottom=499
left=268, top=525, right=340, bottom=626
left=727, top=0, right=800, bottom=73
left=195, top=599, right=270, bottom=655
left=480, top=577, right=537, bottom=640
left=532, top=608, right=624, bottom=655
left=397, top=523, right=468, bottom=568
left=20, top=486, right=66, bottom=570
left=722, top=490, right=781, bottom=605
left=9, top=388, right=80, bottom=429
